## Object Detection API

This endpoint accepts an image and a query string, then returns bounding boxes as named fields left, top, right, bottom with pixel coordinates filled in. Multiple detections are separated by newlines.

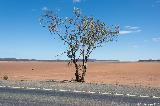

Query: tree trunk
left=81, top=55, right=88, bottom=82
left=80, top=49, right=86, bottom=82
left=73, top=60, right=80, bottom=82
left=81, top=62, right=87, bottom=82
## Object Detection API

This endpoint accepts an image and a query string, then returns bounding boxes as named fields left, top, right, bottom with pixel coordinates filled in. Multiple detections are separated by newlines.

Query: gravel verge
left=0, top=80, right=160, bottom=98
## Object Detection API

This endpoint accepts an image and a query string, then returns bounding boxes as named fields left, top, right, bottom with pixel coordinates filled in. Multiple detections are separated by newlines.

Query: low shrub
left=3, top=75, right=8, bottom=80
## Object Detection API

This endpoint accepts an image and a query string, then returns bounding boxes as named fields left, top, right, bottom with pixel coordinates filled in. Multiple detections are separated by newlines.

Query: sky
left=0, top=0, right=160, bottom=61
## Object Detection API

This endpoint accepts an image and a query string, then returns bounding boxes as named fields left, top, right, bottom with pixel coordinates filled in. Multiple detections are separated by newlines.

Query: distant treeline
left=0, top=58, right=120, bottom=62
left=0, top=58, right=68, bottom=62
left=1, top=58, right=160, bottom=62
left=138, top=59, right=160, bottom=62
left=0, top=58, right=36, bottom=61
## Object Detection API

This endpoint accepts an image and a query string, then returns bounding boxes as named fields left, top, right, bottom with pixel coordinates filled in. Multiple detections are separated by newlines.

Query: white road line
left=126, top=94, right=137, bottom=97
left=59, top=89, right=68, bottom=92
left=73, top=90, right=83, bottom=93
left=26, top=87, right=30, bottom=89
left=27, top=87, right=37, bottom=90
left=2, top=85, right=160, bottom=100
left=101, top=92, right=111, bottom=95
left=128, top=94, right=136, bottom=97
left=43, top=88, right=53, bottom=91
left=88, top=91, right=95, bottom=94
left=153, top=96, right=160, bottom=99
left=7, top=86, right=11, bottom=88
left=0, top=86, right=6, bottom=88
left=81, top=91, right=86, bottom=93
left=115, top=93, right=124, bottom=96
left=126, top=94, right=130, bottom=96
left=12, top=86, right=21, bottom=89
left=67, top=89, right=71, bottom=92
left=140, top=95, right=149, bottom=98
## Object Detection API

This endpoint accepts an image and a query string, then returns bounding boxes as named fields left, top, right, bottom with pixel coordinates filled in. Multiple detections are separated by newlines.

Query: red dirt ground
left=0, top=61, right=160, bottom=87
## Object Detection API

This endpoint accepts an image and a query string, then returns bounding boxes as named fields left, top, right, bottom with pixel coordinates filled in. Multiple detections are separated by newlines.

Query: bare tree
left=40, top=8, right=119, bottom=82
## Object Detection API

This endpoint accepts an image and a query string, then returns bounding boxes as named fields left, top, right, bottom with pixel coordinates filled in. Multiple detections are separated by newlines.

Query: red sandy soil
left=0, top=61, right=160, bottom=87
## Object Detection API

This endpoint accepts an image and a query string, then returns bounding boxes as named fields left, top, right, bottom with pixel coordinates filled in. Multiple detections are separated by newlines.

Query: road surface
left=0, top=87, right=160, bottom=106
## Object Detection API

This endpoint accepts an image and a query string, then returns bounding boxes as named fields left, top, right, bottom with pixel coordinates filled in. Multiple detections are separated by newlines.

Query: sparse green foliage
left=40, top=8, right=119, bottom=82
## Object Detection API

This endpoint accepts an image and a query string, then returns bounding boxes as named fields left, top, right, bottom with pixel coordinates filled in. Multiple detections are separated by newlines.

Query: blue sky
left=0, top=0, right=160, bottom=61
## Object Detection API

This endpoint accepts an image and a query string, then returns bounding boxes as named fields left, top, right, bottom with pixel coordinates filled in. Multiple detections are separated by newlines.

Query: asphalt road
left=0, top=87, right=160, bottom=106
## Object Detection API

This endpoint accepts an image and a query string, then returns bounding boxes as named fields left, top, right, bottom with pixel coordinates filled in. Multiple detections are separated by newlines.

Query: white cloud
left=155, top=0, right=160, bottom=3
left=31, top=9, right=37, bottom=12
left=125, top=26, right=140, bottom=30
left=144, top=40, right=149, bottom=42
left=152, top=4, right=155, bottom=7
left=152, top=37, right=160, bottom=42
left=152, top=0, right=160, bottom=7
left=132, top=45, right=139, bottom=48
left=57, top=8, right=61, bottom=12
left=119, top=26, right=142, bottom=35
left=42, top=6, right=48, bottom=11
left=119, top=30, right=132, bottom=35
left=73, top=0, right=81, bottom=3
